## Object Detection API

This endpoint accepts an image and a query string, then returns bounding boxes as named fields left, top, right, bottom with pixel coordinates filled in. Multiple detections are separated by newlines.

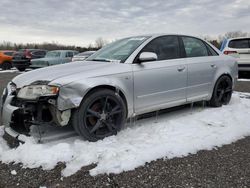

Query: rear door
left=133, top=35, right=187, bottom=114
left=181, top=36, right=218, bottom=101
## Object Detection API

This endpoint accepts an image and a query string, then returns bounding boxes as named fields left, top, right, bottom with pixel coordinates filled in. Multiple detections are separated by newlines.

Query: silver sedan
left=1, top=34, right=238, bottom=142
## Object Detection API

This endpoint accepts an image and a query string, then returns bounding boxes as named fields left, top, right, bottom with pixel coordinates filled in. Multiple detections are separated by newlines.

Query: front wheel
left=72, top=89, right=127, bottom=142
left=209, top=75, right=233, bottom=107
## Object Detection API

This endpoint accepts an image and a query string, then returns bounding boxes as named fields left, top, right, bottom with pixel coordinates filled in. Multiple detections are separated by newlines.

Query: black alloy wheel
left=209, top=75, right=233, bottom=107
left=72, top=89, right=127, bottom=142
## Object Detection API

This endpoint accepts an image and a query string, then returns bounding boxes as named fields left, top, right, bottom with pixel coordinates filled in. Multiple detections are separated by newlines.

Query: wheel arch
left=209, top=72, right=233, bottom=100
left=82, top=85, right=128, bottom=117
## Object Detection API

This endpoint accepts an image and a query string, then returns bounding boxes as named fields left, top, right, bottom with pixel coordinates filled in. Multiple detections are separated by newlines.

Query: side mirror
left=138, top=52, right=157, bottom=63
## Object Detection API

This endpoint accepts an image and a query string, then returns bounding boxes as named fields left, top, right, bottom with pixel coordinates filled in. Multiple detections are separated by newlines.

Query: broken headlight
left=17, top=85, right=59, bottom=100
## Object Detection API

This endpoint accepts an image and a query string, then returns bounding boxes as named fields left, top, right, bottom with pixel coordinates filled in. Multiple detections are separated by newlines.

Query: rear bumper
left=12, top=60, right=30, bottom=68
left=238, top=64, right=250, bottom=71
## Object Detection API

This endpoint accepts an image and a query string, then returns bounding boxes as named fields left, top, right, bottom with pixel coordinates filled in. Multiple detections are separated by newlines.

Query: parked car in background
left=220, top=37, right=250, bottom=72
left=1, top=34, right=237, bottom=143
left=72, top=51, right=96, bottom=61
left=12, top=49, right=47, bottom=71
left=30, top=50, right=79, bottom=68
left=0, top=50, right=16, bottom=70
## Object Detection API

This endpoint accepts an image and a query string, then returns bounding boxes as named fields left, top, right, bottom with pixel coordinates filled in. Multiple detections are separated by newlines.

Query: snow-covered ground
left=238, top=78, right=250, bottom=82
left=0, top=68, right=32, bottom=73
left=0, top=92, right=250, bottom=177
left=0, top=69, right=20, bottom=73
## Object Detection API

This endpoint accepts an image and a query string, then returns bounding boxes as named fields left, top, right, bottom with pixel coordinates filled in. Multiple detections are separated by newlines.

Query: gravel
left=0, top=71, right=250, bottom=188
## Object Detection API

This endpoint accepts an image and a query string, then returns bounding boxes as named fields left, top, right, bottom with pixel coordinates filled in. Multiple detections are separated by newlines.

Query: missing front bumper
left=3, top=127, right=27, bottom=147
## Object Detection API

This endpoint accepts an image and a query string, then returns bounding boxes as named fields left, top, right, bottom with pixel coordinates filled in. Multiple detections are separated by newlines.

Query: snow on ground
left=238, top=79, right=250, bottom=82
left=1, top=92, right=250, bottom=177
left=10, top=170, right=17, bottom=175
left=0, top=68, right=32, bottom=73
left=0, top=69, right=20, bottom=73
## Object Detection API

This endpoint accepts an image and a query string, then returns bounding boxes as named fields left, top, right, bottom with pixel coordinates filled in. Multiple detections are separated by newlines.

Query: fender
left=56, top=73, right=134, bottom=117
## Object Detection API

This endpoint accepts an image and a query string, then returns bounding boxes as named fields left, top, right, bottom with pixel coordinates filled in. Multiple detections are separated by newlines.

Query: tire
left=17, top=67, right=26, bottom=72
left=72, top=89, right=127, bottom=142
left=1, top=62, right=12, bottom=70
left=209, top=75, right=233, bottom=107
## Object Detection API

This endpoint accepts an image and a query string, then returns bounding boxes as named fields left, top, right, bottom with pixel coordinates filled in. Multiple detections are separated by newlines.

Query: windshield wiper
left=91, top=58, right=111, bottom=62
left=91, top=58, right=120, bottom=63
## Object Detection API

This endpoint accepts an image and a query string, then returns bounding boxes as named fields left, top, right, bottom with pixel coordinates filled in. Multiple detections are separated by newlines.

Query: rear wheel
left=72, top=89, right=127, bottom=141
left=209, top=75, right=233, bottom=107
left=1, top=62, right=12, bottom=70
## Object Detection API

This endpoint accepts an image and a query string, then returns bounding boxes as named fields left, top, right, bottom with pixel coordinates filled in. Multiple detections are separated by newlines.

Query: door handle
left=210, top=64, right=216, bottom=68
left=177, top=66, right=185, bottom=72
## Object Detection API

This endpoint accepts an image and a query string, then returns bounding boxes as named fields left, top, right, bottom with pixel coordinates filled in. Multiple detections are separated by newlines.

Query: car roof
left=0, top=50, right=16, bottom=52
left=48, top=50, right=77, bottom=52
left=19, top=49, right=43, bottom=50
left=126, top=33, right=206, bottom=41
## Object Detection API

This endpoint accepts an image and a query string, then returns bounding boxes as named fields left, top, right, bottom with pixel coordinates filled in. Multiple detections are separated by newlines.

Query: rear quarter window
left=228, top=39, right=250, bottom=49
left=205, top=43, right=219, bottom=56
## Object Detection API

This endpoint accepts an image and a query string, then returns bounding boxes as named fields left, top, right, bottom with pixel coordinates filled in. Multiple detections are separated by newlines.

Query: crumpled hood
left=12, top=61, right=129, bottom=88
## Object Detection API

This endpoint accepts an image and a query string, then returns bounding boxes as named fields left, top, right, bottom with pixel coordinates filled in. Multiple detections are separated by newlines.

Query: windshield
left=87, top=36, right=150, bottom=63
left=46, top=51, right=61, bottom=58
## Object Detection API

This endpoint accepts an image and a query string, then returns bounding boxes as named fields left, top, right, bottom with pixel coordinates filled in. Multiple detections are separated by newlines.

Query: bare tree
left=225, top=31, right=248, bottom=38
left=95, top=37, right=108, bottom=48
left=218, top=31, right=249, bottom=43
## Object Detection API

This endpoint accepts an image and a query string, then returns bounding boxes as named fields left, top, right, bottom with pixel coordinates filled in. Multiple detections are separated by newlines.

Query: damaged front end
left=1, top=81, right=72, bottom=146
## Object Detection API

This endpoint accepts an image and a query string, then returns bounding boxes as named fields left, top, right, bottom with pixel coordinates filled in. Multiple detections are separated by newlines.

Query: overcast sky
left=0, top=0, right=249, bottom=46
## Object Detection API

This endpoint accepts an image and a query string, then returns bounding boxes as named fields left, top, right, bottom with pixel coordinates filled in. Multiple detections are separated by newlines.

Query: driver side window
left=139, top=36, right=181, bottom=62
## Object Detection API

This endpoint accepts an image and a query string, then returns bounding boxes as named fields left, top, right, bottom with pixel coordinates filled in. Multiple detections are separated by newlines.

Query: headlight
left=17, top=85, right=59, bottom=100
left=9, top=82, right=17, bottom=93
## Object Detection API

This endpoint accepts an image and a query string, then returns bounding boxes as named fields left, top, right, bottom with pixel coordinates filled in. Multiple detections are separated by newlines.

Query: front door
left=133, top=36, right=187, bottom=114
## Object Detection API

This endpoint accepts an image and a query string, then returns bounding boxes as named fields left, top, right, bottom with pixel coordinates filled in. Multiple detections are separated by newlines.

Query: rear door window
left=182, top=37, right=209, bottom=57
left=228, top=39, right=250, bottom=49
left=205, top=44, right=219, bottom=56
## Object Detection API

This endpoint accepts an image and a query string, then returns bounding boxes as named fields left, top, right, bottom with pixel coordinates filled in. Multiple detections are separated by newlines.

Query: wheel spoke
left=103, top=121, right=113, bottom=132
left=90, top=120, right=101, bottom=133
left=100, top=97, right=109, bottom=113
left=87, top=109, right=101, bottom=118
left=218, top=91, right=224, bottom=101
left=224, top=87, right=232, bottom=93
left=109, top=105, right=121, bottom=116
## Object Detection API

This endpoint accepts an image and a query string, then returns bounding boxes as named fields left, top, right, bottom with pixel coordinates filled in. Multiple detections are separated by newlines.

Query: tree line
left=0, top=31, right=249, bottom=52
left=201, top=31, right=250, bottom=49
left=0, top=37, right=108, bottom=52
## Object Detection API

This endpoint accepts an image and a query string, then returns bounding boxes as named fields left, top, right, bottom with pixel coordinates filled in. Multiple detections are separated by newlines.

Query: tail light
left=223, top=50, right=238, bottom=55
left=25, top=50, right=32, bottom=59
